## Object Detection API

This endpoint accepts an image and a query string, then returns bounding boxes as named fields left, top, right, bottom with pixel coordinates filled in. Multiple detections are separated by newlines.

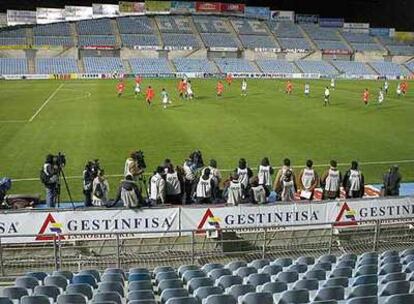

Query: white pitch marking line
left=0, top=120, right=27, bottom=123
left=9, top=159, right=414, bottom=182
left=29, top=83, right=64, bottom=122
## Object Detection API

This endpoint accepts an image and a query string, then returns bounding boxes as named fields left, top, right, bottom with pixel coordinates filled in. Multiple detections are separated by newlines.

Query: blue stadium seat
left=202, top=263, right=224, bottom=273
left=129, top=267, right=150, bottom=275
left=318, top=255, right=337, bottom=264
left=52, top=271, right=74, bottom=283
left=273, top=270, right=299, bottom=284
left=259, top=281, right=287, bottom=294
left=165, top=296, right=198, bottom=304
left=226, top=261, right=247, bottom=272
left=355, top=265, right=378, bottom=277
left=380, top=272, right=406, bottom=284
left=178, top=265, right=200, bottom=277
left=293, top=279, right=319, bottom=291
left=72, top=274, right=97, bottom=289
left=127, top=290, right=155, bottom=302
left=352, top=274, right=378, bottom=286
left=379, top=263, right=402, bottom=275
left=346, top=296, right=378, bottom=304
left=303, top=269, right=326, bottom=281
left=154, top=266, right=175, bottom=277
left=160, top=288, right=188, bottom=304
left=101, top=273, right=124, bottom=285
left=92, top=291, right=122, bottom=304
left=234, top=267, right=257, bottom=278
left=15, top=276, right=39, bottom=292
left=347, top=284, right=378, bottom=299
left=79, top=269, right=101, bottom=282
left=241, top=292, right=273, bottom=304
left=259, top=265, right=282, bottom=276
left=129, top=273, right=152, bottom=282
left=0, top=297, right=12, bottom=304
left=2, top=287, right=28, bottom=302
left=156, top=271, right=179, bottom=285
left=296, top=256, right=315, bottom=265
left=98, top=281, right=124, bottom=297
left=227, top=284, right=255, bottom=301
left=128, top=280, right=153, bottom=291
left=248, top=259, right=270, bottom=270
left=193, top=286, right=222, bottom=302
left=244, top=273, right=271, bottom=287
left=314, top=286, right=345, bottom=301
left=26, top=272, right=48, bottom=283
left=288, top=263, right=308, bottom=274
left=183, top=270, right=206, bottom=284
left=208, top=268, right=232, bottom=280
left=312, top=262, right=332, bottom=272
left=272, top=258, right=293, bottom=267
left=385, top=293, right=414, bottom=304
left=20, top=295, right=50, bottom=304
left=277, top=289, right=309, bottom=304
left=158, top=279, right=183, bottom=294
left=215, top=275, right=242, bottom=289
left=66, top=283, right=93, bottom=300
left=57, top=293, right=87, bottom=304
left=205, top=294, right=237, bottom=304
left=187, top=277, right=214, bottom=294
left=379, top=280, right=410, bottom=296
left=329, top=267, right=353, bottom=278
left=323, top=277, right=348, bottom=288
left=33, top=285, right=60, bottom=302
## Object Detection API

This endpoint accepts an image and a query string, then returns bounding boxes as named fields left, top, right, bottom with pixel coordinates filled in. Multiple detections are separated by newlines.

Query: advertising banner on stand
left=36, top=8, right=65, bottom=24
left=295, top=14, right=319, bottom=24
left=195, top=2, right=221, bottom=13
left=92, top=4, right=120, bottom=18
left=65, top=6, right=93, bottom=21
left=7, top=10, right=36, bottom=26
left=119, top=2, right=145, bottom=15
left=244, top=7, right=270, bottom=20
left=145, top=0, right=171, bottom=13
left=270, top=10, right=295, bottom=21
left=171, top=1, right=196, bottom=14
left=319, top=18, right=344, bottom=28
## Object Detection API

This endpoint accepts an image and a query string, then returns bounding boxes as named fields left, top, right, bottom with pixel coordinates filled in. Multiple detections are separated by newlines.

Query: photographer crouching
left=40, top=154, right=60, bottom=208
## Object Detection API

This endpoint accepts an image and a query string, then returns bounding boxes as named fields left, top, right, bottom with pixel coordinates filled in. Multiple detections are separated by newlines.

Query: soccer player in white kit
left=378, top=88, right=384, bottom=104
left=330, top=78, right=335, bottom=90
left=384, top=80, right=389, bottom=94
left=134, top=83, right=141, bottom=97
left=186, top=80, right=194, bottom=100
left=304, top=82, right=310, bottom=97
left=324, top=86, right=330, bottom=106
left=396, top=83, right=402, bottom=97
left=241, top=79, right=247, bottom=96
left=161, top=88, right=171, bottom=109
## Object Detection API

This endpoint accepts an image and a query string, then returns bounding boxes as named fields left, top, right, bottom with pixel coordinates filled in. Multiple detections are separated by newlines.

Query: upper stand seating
left=83, top=57, right=124, bottom=74
left=193, top=16, right=231, bottom=33
left=369, top=61, right=410, bottom=77
left=0, top=58, right=28, bottom=74
left=341, top=31, right=385, bottom=52
left=173, top=58, right=218, bottom=74
left=129, top=58, right=173, bottom=75
left=36, top=58, right=79, bottom=74
left=267, top=21, right=311, bottom=51
left=231, top=18, right=279, bottom=50
left=378, top=36, right=414, bottom=56
left=0, top=28, right=27, bottom=46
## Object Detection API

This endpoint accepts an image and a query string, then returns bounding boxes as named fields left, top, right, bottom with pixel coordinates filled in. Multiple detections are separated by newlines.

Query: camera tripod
left=55, top=166, right=76, bottom=210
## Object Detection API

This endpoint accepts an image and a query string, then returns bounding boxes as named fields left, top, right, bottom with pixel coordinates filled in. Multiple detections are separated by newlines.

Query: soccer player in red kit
left=117, top=81, right=125, bottom=97
left=135, top=75, right=142, bottom=85
left=217, top=81, right=224, bottom=97
left=401, top=81, right=408, bottom=95
left=286, top=80, right=293, bottom=94
left=362, top=88, right=370, bottom=105
left=225, top=74, right=233, bottom=86
left=145, top=86, right=155, bottom=106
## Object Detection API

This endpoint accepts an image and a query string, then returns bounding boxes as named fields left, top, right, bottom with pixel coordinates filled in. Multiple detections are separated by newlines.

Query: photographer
left=149, top=166, right=166, bottom=205
left=114, top=174, right=144, bottom=208
left=0, top=177, right=11, bottom=204
left=92, top=170, right=109, bottom=207
left=165, top=163, right=183, bottom=204
left=182, top=151, right=204, bottom=204
left=82, top=160, right=100, bottom=207
left=124, top=151, right=145, bottom=179
left=40, top=154, right=59, bottom=208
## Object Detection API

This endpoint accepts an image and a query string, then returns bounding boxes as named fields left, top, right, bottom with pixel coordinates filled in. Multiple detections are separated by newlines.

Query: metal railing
left=0, top=216, right=413, bottom=278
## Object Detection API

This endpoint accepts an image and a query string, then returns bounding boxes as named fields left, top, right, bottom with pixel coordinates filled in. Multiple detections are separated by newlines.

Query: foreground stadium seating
left=33, top=36, right=74, bottom=47
left=121, top=34, right=160, bottom=48
left=406, top=60, right=414, bottom=72
left=267, top=21, right=304, bottom=38
left=239, top=35, right=279, bottom=50
left=77, top=19, right=113, bottom=35
left=162, top=33, right=200, bottom=49
left=117, top=16, right=154, bottom=34
left=201, top=33, right=240, bottom=48
left=193, top=16, right=231, bottom=33
left=33, top=23, right=71, bottom=36
left=2, top=247, right=414, bottom=304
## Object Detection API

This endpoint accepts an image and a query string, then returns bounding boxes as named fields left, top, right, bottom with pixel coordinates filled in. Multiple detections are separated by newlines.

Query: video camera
left=132, top=150, right=146, bottom=170
left=52, top=152, right=66, bottom=169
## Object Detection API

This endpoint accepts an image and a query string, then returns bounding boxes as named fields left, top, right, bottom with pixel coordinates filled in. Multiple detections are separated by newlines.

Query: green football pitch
left=0, top=78, right=413, bottom=201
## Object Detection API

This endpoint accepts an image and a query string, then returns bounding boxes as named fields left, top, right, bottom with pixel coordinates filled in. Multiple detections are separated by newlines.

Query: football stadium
left=0, top=0, right=414, bottom=303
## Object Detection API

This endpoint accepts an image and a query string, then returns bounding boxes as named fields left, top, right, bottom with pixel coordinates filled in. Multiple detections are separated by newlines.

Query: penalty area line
left=10, top=159, right=414, bottom=183
left=29, top=83, right=64, bottom=122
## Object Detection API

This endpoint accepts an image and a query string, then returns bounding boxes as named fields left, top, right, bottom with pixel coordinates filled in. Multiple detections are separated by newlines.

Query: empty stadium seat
left=241, top=292, right=273, bottom=304
left=226, top=261, right=247, bottom=272
left=323, top=277, right=348, bottom=288
left=20, top=295, right=50, bottom=304
left=202, top=263, right=224, bottom=273
left=57, top=293, right=87, bottom=304
left=273, top=270, right=299, bottom=284
left=128, top=280, right=153, bottom=291
left=260, top=264, right=282, bottom=276
left=259, top=281, right=287, bottom=294
left=101, top=273, right=125, bottom=285
left=0, top=58, right=28, bottom=74
left=293, top=279, right=319, bottom=291
left=329, top=267, right=352, bottom=278
left=162, top=33, right=200, bottom=48
left=355, top=265, right=378, bottom=277
left=347, top=284, right=378, bottom=299
left=244, top=273, right=271, bottom=287
left=52, top=271, right=74, bottom=283
left=92, top=291, right=122, bottom=304
left=187, top=277, right=214, bottom=293
left=78, top=19, right=112, bottom=35
left=248, top=259, right=270, bottom=270
left=385, top=293, right=414, bottom=304
left=98, top=281, right=124, bottom=297
left=66, top=283, right=93, bottom=300
left=208, top=268, right=232, bottom=280
left=205, top=294, right=237, bottom=304
left=352, top=274, right=378, bottom=286
left=156, top=271, right=179, bottom=285
left=15, top=276, right=39, bottom=292
left=2, top=287, right=28, bottom=302
left=72, top=274, right=97, bottom=289
left=347, top=296, right=378, bottom=304
left=288, top=263, right=308, bottom=274
left=128, top=290, right=155, bottom=301
left=183, top=270, right=206, bottom=284
left=330, top=61, right=376, bottom=76
left=33, top=285, right=60, bottom=302
left=272, top=258, right=293, bottom=267
left=278, top=289, right=309, bottom=304
left=129, top=267, right=150, bottom=275
left=165, top=296, right=198, bottom=304
left=160, top=288, right=188, bottom=304
left=227, top=284, right=256, bottom=301
left=314, top=286, right=345, bottom=301
left=234, top=267, right=257, bottom=278
left=0, top=297, right=12, bottom=304
left=201, top=33, right=239, bottom=48
left=380, top=272, right=406, bottom=284
left=193, top=286, right=222, bottom=302
left=158, top=279, right=183, bottom=294
left=379, top=280, right=410, bottom=296
left=369, top=61, right=408, bottom=77
left=304, top=269, right=326, bottom=281
left=117, top=16, right=154, bottom=34
left=178, top=265, right=199, bottom=277
left=26, top=272, right=48, bottom=283
left=129, top=273, right=152, bottom=282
